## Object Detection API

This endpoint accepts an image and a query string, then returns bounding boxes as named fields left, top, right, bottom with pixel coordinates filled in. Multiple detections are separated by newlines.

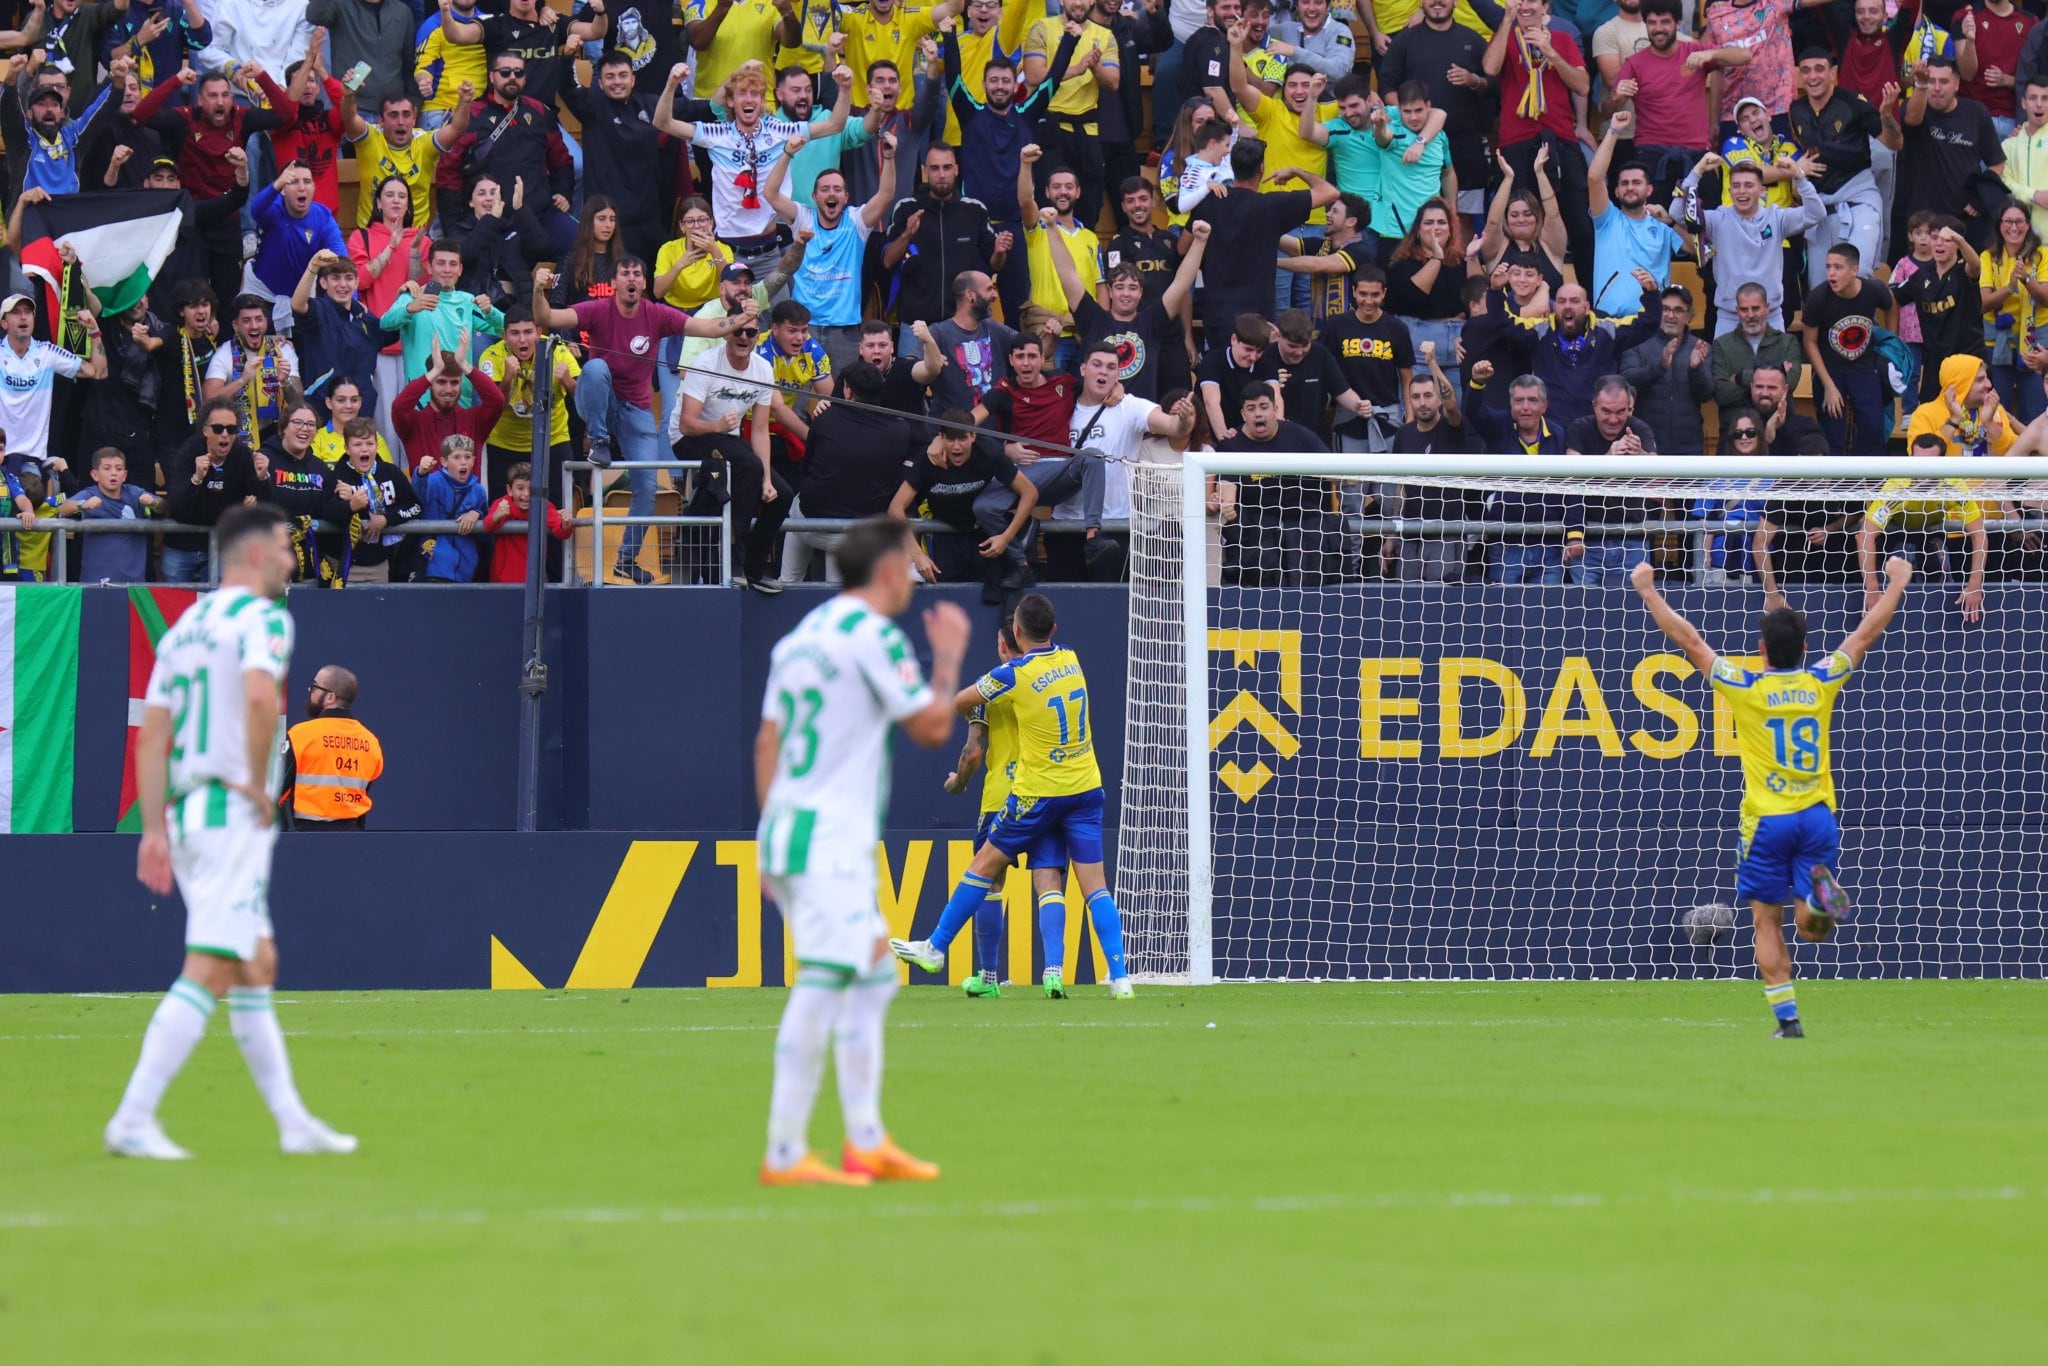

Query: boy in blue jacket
left=416, top=434, right=490, bottom=582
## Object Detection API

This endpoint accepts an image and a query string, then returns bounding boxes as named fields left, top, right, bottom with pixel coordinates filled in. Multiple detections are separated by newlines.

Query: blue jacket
left=1467, top=392, right=1585, bottom=544
left=418, top=469, right=490, bottom=582
left=250, top=185, right=348, bottom=297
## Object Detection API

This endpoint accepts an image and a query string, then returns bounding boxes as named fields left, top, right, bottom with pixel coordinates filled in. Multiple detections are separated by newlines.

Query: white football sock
left=228, top=986, right=312, bottom=1131
left=834, top=970, right=897, bottom=1152
left=113, top=977, right=215, bottom=1127
left=766, top=983, right=842, bottom=1170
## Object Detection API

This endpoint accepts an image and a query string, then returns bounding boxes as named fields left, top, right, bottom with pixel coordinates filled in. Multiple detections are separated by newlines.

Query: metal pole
left=514, top=337, right=554, bottom=834
left=1181, top=455, right=1214, bottom=986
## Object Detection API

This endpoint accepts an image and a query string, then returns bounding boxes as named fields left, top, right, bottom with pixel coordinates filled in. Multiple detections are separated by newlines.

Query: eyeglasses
left=1731, top=427, right=1760, bottom=439
left=206, top=422, right=237, bottom=434
left=286, top=417, right=318, bottom=429
left=494, top=67, right=524, bottom=77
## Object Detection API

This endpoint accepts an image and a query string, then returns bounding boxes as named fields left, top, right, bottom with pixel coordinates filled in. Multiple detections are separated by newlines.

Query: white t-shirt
left=1065, top=394, right=1158, bottom=524
left=671, top=345, right=776, bottom=443
left=204, top=338, right=301, bottom=386
left=693, top=117, right=811, bottom=240
left=143, top=585, right=293, bottom=804
left=757, top=593, right=932, bottom=869
left=0, top=338, right=84, bottom=463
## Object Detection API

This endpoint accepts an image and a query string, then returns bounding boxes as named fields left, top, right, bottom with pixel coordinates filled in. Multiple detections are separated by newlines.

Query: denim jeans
left=1152, top=40, right=1184, bottom=144
left=1395, top=315, right=1464, bottom=395
left=1819, top=366, right=1893, bottom=455
left=1276, top=227, right=1321, bottom=316
left=1572, top=539, right=1648, bottom=586
left=574, top=358, right=662, bottom=565
left=1489, top=542, right=1566, bottom=584
left=160, top=545, right=210, bottom=584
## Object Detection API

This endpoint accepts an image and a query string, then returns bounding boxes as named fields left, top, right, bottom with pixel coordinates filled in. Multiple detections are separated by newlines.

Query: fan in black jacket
left=445, top=177, right=551, bottom=312
left=560, top=51, right=675, bottom=267
left=332, top=441, right=424, bottom=582
left=163, top=401, right=264, bottom=571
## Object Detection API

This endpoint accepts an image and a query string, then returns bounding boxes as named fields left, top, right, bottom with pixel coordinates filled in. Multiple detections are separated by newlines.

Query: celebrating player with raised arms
left=755, top=517, right=971, bottom=1186
left=894, top=593, right=1132, bottom=1000
left=1630, top=557, right=1914, bottom=1037
left=107, top=504, right=357, bottom=1160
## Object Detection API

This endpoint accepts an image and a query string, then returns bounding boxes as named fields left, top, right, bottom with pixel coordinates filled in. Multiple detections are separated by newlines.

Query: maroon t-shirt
left=984, top=374, right=1081, bottom=450
left=569, top=298, right=695, bottom=410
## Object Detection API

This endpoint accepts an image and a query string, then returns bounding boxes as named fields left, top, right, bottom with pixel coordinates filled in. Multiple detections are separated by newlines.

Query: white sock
left=834, top=970, right=897, bottom=1152
left=765, top=983, right=842, bottom=1170
left=114, top=977, right=215, bottom=1127
left=228, top=986, right=312, bottom=1131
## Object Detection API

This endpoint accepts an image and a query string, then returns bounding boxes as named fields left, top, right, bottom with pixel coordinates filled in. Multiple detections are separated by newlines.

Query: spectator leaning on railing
left=416, top=434, right=492, bottom=583
left=162, top=396, right=264, bottom=584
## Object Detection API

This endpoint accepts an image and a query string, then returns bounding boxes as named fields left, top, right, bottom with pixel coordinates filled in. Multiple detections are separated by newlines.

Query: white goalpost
left=1120, top=452, right=2048, bottom=985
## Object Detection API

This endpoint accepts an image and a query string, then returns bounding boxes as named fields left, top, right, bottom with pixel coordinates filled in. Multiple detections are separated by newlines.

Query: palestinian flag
left=0, top=585, right=82, bottom=834
left=116, top=586, right=197, bottom=832
left=19, top=189, right=185, bottom=322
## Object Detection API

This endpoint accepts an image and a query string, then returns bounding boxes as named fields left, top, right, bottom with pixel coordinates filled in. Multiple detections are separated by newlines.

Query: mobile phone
left=424, top=281, right=442, bottom=297
left=342, top=61, right=373, bottom=93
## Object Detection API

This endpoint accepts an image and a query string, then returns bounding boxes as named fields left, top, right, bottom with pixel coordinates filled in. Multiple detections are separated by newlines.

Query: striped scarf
left=1517, top=30, right=1547, bottom=121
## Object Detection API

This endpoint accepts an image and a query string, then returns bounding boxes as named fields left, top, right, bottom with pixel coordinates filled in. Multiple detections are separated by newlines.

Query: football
left=1682, top=902, right=1739, bottom=946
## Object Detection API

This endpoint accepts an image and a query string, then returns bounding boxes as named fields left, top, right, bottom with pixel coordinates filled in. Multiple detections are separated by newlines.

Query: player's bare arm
left=1629, top=561, right=1717, bottom=674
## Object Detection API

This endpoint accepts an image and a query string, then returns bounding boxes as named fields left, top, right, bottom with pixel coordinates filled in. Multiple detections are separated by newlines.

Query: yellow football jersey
left=977, top=693, right=1018, bottom=817
left=1710, top=651, right=1856, bottom=821
left=974, top=645, right=1101, bottom=797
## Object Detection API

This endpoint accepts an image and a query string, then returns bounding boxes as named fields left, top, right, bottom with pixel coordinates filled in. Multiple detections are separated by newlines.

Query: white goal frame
left=1156, top=452, right=2048, bottom=985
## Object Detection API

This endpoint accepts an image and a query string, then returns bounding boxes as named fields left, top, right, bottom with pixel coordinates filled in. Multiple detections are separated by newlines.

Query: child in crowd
left=61, top=448, right=160, bottom=585
left=416, top=434, right=491, bottom=582
left=484, top=461, right=575, bottom=584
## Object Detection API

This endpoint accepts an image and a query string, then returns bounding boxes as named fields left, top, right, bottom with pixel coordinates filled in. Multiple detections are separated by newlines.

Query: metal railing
left=7, top=512, right=2038, bottom=587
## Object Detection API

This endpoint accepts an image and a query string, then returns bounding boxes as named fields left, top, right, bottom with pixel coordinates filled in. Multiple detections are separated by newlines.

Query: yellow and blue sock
left=1087, top=888, right=1127, bottom=981
left=928, top=870, right=994, bottom=953
left=1764, top=980, right=1798, bottom=1023
left=1036, top=890, right=1066, bottom=974
left=972, top=883, right=1004, bottom=978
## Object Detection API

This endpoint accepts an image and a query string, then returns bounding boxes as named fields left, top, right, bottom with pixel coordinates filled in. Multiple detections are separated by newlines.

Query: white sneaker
left=1108, top=978, right=1136, bottom=1000
left=281, top=1117, right=358, bottom=1155
left=888, top=938, right=945, bottom=973
left=104, top=1118, right=193, bottom=1160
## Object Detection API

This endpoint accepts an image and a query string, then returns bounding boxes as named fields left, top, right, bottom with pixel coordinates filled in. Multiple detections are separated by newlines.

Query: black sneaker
left=612, top=558, right=654, bottom=585
left=1772, top=1019, right=1805, bottom=1039
left=586, top=437, right=614, bottom=469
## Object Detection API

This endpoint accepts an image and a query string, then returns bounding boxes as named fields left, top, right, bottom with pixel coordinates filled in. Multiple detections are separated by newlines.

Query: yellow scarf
left=1517, top=30, right=1547, bottom=121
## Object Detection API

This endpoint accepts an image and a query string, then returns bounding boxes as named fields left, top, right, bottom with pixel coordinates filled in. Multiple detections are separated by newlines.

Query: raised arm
left=654, top=62, right=697, bottom=139
left=1227, top=18, right=1261, bottom=114
left=1628, top=560, right=1717, bottom=674
left=1842, top=555, right=1914, bottom=660
left=1017, top=140, right=1042, bottom=230
left=1161, top=221, right=1211, bottom=315
left=860, top=130, right=899, bottom=230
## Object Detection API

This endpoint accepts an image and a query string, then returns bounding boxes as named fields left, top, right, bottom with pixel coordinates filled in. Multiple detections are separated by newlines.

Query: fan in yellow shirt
left=1018, top=142, right=1101, bottom=348
left=1022, top=0, right=1119, bottom=225
left=845, top=0, right=967, bottom=109
left=1861, top=356, right=2005, bottom=621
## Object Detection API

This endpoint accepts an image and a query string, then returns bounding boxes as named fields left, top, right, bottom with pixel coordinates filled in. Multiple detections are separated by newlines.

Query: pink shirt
left=569, top=298, right=696, bottom=410
left=1705, top=0, right=1796, bottom=124
left=1620, top=40, right=1717, bottom=149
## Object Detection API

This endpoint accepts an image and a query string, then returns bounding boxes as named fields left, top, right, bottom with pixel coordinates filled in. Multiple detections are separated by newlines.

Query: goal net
left=1118, top=453, right=2048, bottom=983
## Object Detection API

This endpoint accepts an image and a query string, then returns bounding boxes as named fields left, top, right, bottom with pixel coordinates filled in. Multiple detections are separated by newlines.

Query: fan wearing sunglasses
left=162, top=398, right=265, bottom=584
left=672, top=304, right=791, bottom=593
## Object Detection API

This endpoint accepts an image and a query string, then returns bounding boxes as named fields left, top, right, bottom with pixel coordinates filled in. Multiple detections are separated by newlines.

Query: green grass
left=2, top=981, right=2043, bottom=1363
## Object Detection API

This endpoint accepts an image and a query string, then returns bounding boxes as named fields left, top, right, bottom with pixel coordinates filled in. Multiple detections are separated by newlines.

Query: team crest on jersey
left=629, top=335, right=651, bottom=354
left=1828, top=317, right=1873, bottom=360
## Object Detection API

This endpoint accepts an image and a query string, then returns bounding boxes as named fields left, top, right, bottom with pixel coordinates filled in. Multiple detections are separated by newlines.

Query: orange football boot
left=760, top=1152, right=874, bottom=1187
left=842, top=1136, right=941, bottom=1182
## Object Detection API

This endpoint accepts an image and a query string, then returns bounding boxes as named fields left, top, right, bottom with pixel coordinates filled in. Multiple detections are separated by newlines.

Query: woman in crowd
left=652, top=196, right=733, bottom=430
left=1386, top=199, right=1474, bottom=395
left=348, top=176, right=422, bottom=447
left=554, top=197, right=624, bottom=309
left=1980, top=198, right=2048, bottom=425
left=313, top=377, right=398, bottom=468
left=1472, top=150, right=1566, bottom=291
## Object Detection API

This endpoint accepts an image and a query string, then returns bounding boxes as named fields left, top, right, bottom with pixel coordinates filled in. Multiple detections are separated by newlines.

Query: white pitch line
left=1, top=1186, right=2036, bottom=1232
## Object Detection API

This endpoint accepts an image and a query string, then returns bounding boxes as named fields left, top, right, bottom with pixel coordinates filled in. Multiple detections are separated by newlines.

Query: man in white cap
left=0, top=290, right=107, bottom=481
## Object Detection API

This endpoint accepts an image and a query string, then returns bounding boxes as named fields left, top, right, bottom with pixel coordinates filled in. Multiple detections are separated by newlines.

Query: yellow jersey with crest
left=1709, top=651, right=1856, bottom=821
left=973, top=644, right=1101, bottom=797
left=977, top=693, right=1019, bottom=817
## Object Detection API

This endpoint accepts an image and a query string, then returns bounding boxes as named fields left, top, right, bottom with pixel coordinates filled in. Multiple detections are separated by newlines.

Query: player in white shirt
left=754, top=518, right=971, bottom=1186
left=105, top=504, right=357, bottom=1161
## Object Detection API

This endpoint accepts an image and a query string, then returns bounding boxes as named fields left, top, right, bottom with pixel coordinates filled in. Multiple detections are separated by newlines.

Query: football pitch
left=4, top=981, right=2042, bottom=1362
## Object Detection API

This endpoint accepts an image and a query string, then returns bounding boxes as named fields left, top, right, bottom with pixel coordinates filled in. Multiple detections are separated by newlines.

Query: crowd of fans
left=0, top=0, right=2046, bottom=598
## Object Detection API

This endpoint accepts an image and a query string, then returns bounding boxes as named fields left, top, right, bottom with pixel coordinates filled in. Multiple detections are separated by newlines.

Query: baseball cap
left=148, top=156, right=179, bottom=175
left=28, top=85, right=64, bottom=106
left=719, top=261, right=755, bottom=282
left=1732, top=96, right=1768, bottom=119
left=0, top=294, right=34, bottom=315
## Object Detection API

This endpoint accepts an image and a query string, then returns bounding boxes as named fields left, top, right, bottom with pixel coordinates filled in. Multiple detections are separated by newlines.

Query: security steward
left=279, top=666, right=384, bottom=831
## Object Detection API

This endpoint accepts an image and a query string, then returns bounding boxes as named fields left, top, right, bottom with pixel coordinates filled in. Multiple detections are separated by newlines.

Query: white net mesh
left=1119, top=459, right=2048, bottom=982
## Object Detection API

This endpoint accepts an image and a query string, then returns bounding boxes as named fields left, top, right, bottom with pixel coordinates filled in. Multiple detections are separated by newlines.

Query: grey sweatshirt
left=1681, top=172, right=1826, bottom=319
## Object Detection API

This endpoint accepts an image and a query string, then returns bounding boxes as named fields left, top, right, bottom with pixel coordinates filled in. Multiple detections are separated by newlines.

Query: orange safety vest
left=287, top=715, right=384, bottom=822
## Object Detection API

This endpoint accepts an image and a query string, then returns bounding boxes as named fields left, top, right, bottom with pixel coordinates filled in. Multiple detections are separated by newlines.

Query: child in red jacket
left=485, top=461, right=575, bottom=582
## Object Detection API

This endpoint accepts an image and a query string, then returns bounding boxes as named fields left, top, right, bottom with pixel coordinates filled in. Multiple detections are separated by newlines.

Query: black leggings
left=681, top=433, right=792, bottom=581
